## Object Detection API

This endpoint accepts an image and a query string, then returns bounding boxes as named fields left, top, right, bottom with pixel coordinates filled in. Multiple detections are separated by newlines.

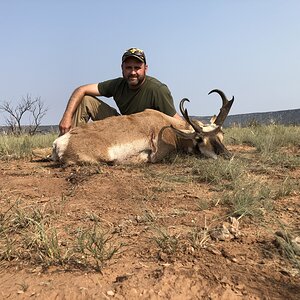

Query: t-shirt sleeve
left=98, top=78, right=120, bottom=98
left=153, top=85, right=177, bottom=117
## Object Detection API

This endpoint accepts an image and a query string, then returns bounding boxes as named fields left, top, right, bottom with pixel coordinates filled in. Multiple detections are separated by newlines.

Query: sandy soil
left=0, top=145, right=299, bottom=299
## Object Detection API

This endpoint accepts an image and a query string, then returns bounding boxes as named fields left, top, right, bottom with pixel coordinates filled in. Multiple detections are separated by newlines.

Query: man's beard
left=125, top=74, right=145, bottom=88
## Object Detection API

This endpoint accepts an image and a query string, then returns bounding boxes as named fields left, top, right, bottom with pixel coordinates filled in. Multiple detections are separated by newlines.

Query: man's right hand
left=59, top=84, right=101, bottom=136
left=59, top=116, right=72, bottom=136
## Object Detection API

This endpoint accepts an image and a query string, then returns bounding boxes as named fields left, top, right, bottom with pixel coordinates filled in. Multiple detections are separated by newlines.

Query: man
left=59, top=47, right=181, bottom=136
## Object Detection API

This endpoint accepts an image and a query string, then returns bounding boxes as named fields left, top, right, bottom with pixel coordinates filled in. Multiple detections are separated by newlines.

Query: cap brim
left=122, top=54, right=145, bottom=63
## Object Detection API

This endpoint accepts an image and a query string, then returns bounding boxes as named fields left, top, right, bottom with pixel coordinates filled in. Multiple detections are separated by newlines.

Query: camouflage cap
left=122, top=47, right=146, bottom=64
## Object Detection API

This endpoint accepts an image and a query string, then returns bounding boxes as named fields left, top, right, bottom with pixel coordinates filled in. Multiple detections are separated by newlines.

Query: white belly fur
left=107, top=139, right=150, bottom=162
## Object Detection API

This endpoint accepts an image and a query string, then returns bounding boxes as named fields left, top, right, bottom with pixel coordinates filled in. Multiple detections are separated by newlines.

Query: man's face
left=122, top=57, right=148, bottom=89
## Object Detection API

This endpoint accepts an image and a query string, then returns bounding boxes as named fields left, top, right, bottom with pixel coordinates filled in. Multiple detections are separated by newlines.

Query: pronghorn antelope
left=52, top=89, right=234, bottom=165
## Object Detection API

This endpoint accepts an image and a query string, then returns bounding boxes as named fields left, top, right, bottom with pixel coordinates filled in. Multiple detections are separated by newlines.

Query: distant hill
left=0, top=125, right=59, bottom=134
left=1, top=109, right=299, bottom=134
left=194, top=108, right=300, bottom=127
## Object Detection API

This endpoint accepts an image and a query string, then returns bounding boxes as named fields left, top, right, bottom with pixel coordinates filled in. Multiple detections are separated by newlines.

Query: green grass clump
left=226, top=125, right=300, bottom=152
left=0, top=204, right=120, bottom=271
left=74, top=224, right=120, bottom=271
left=188, top=226, right=210, bottom=249
left=273, top=177, right=299, bottom=200
left=222, top=178, right=272, bottom=219
left=0, top=133, right=57, bottom=159
left=191, top=157, right=246, bottom=188
left=260, top=151, right=300, bottom=169
left=273, top=226, right=300, bottom=270
left=153, top=227, right=179, bottom=256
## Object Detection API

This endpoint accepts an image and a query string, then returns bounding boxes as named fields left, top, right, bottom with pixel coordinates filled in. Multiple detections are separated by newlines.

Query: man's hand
left=59, top=84, right=100, bottom=135
left=59, top=116, right=72, bottom=135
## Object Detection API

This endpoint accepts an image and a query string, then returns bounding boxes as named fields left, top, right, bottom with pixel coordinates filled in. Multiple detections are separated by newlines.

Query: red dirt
left=0, top=146, right=299, bottom=299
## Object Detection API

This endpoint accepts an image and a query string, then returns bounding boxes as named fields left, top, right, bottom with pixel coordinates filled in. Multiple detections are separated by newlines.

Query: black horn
left=208, top=89, right=234, bottom=126
left=179, top=98, right=204, bottom=133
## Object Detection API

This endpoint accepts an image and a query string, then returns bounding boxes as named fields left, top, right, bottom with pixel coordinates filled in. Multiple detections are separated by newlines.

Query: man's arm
left=59, top=83, right=100, bottom=135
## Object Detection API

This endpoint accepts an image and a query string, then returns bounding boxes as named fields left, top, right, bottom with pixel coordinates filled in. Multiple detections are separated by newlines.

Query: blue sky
left=1, top=0, right=299, bottom=125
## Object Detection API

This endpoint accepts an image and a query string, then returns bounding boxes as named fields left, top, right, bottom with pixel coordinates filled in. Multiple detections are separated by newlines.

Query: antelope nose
left=221, top=148, right=233, bottom=159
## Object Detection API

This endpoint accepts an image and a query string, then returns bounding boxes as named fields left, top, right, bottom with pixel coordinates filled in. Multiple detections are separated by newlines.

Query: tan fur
left=52, top=108, right=231, bottom=165
left=53, top=89, right=235, bottom=165
left=53, top=109, right=189, bottom=165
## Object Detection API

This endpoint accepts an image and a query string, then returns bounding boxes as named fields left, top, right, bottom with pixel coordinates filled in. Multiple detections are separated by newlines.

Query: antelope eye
left=195, top=136, right=203, bottom=143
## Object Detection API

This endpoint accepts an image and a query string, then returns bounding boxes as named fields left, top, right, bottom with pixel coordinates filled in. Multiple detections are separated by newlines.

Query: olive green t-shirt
left=97, top=76, right=177, bottom=116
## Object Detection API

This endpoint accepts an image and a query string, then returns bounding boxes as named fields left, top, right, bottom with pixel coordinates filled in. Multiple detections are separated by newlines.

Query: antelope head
left=172, top=89, right=234, bottom=159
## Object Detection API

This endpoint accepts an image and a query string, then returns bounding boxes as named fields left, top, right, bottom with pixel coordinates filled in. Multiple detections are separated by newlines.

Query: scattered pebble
left=107, top=290, right=115, bottom=296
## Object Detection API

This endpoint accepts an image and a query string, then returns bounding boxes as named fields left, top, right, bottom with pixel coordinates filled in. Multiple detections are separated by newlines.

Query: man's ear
left=144, top=64, right=148, bottom=71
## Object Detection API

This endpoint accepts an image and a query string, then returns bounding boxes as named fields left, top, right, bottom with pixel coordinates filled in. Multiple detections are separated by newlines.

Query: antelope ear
left=170, top=125, right=198, bottom=140
left=210, top=115, right=217, bottom=124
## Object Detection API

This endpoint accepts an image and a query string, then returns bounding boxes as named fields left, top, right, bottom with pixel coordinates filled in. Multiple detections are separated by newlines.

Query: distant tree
left=28, top=96, right=48, bottom=135
left=0, top=95, right=48, bottom=135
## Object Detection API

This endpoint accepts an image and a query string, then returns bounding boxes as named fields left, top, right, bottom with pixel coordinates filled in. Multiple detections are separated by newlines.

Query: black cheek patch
left=211, top=139, right=223, bottom=155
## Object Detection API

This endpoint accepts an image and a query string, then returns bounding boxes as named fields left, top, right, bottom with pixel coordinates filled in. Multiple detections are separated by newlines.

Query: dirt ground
left=0, top=145, right=299, bottom=299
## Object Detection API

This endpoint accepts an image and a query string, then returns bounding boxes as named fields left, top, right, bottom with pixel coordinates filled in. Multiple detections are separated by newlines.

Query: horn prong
left=208, top=89, right=234, bottom=126
left=179, top=98, right=204, bottom=133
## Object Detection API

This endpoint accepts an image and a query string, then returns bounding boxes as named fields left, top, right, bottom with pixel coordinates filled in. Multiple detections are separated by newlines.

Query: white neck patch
left=52, top=132, right=71, bottom=161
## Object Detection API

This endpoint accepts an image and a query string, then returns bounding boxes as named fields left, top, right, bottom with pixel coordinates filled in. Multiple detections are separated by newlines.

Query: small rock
left=210, top=225, right=233, bottom=241
left=292, top=236, right=300, bottom=255
left=206, top=246, right=222, bottom=256
left=107, top=290, right=115, bottom=296
left=280, top=267, right=299, bottom=277
left=293, top=236, right=300, bottom=244
left=130, top=288, right=138, bottom=295
left=221, top=248, right=237, bottom=262
left=235, top=283, right=246, bottom=291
